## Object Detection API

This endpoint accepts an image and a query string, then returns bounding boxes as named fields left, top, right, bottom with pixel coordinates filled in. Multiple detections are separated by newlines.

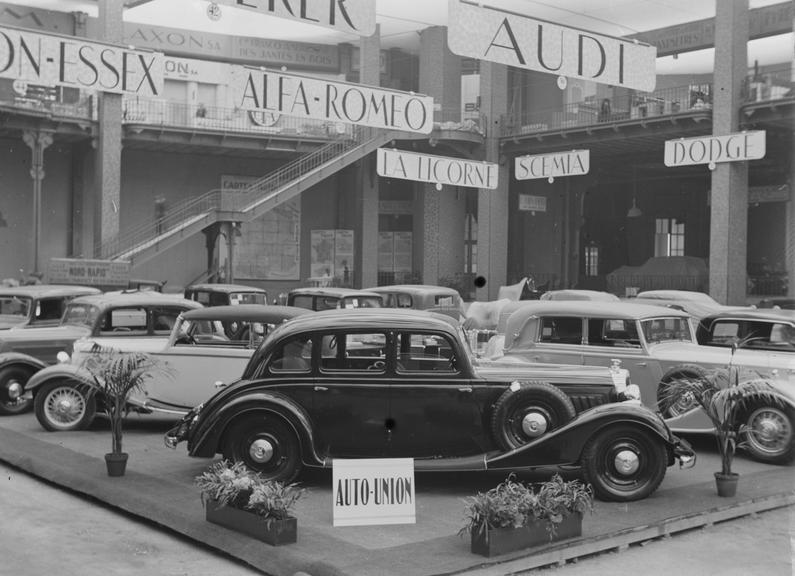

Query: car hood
left=0, top=324, right=90, bottom=344
left=475, top=357, right=619, bottom=385
left=73, top=336, right=169, bottom=354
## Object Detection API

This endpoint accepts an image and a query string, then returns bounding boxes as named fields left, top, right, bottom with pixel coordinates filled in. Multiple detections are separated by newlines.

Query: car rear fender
left=0, top=352, right=48, bottom=374
left=25, top=363, right=96, bottom=395
left=189, top=391, right=321, bottom=465
left=485, top=403, right=677, bottom=470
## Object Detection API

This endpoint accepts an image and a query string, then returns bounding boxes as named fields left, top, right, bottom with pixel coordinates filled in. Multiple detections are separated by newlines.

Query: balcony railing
left=744, top=66, right=794, bottom=104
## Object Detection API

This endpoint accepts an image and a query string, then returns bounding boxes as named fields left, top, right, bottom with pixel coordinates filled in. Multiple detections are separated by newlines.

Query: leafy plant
left=657, top=367, right=783, bottom=475
left=460, top=474, right=593, bottom=540
left=195, top=459, right=304, bottom=522
left=79, top=343, right=173, bottom=455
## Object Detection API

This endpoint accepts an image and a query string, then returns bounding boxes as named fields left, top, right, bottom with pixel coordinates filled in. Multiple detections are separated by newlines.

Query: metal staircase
left=99, top=125, right=399, bottom=265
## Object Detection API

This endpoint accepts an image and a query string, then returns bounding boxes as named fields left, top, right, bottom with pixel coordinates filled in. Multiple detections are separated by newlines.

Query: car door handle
left=314, top=386, right=328, bottom=392
left=458, top=386, right=473, bottom=393
left=635, top=362, right=647, bottom=367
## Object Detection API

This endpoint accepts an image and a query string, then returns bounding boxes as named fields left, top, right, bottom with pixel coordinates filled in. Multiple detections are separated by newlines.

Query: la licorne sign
left=376, top=148, right=499, bottom=189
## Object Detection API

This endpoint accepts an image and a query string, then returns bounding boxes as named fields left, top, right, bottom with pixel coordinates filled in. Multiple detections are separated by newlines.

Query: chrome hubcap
left=249, top=439, right=274, bottom=463
left=521, top=412, right=548, bottom=438
left=747, top=408, right=791, bottom=454
left=613, top=449, right=640, bottom=476
left=44, top=387, right=85, bottom=427
left=7, top=380, right=22, bottom=401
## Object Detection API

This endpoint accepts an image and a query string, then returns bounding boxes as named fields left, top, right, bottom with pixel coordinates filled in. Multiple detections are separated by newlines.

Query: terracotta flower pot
left=714, top=472, right=739, bottom=497
left=105, top=452, right=128, bottom=477
left=205, top=499, right=297, bottom=546
left=470, top=512, right=583, bottom=557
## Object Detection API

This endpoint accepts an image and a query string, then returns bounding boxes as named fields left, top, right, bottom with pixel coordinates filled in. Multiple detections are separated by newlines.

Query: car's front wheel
left=581, top=425, right=667, bottom=502
left=222, top=414, right=302, bottom=482
left=34, top=380, right=97, bottom=431
left=0, top=365, right=34, bottom=415
left=742, top=404, right=795, bottom=465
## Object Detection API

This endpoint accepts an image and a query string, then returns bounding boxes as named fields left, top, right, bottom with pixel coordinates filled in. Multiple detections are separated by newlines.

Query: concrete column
left=476, top=62, right=509, bottom=300
left=788, top=11, right=795, bottom=299
left=22, top=130, right=53, bottom=275
left=709, top=0, right=749, bottom=305
left=93, top=0, right=124, bottom=257
left=358, top=25, right=380, bottom=288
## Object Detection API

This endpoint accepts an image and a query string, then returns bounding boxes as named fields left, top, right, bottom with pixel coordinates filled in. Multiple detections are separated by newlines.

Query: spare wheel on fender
left=490, top=381, right=576, bottom=451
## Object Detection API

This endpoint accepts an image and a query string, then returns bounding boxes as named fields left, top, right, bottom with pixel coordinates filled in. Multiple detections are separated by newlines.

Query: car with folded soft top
left=26, top=304, right=312, bottom=432
left=0, top=292, right=202, bottom=413
left=166, top=308, right=695, bottom=502
left=491, top=301, right=795, bottom=464
left=0, top=284, right=101, bottom=331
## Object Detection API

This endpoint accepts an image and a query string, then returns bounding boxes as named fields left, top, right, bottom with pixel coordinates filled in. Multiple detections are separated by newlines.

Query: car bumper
left=672, top=435, right=697, bottom=469
left=163, top=405, right=202, bottom=449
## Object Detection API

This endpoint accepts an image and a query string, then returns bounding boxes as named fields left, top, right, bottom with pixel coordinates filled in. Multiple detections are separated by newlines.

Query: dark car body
left=0, top=285, right=101, bottom=331
left=166, top=309, right=694, bottom=502
left=184, top=283, right=268, bottom=307
left=286, top=287, right=383, bottom=311
left=0, top=292, right=202, bottom=412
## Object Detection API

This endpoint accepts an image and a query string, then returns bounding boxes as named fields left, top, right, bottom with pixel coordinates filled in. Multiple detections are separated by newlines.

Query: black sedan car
left=166, top=309, right=695, bottom=502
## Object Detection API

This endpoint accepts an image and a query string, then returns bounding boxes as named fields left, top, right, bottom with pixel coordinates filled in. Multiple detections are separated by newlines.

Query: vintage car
left=366, top=284, right=464, bottom=319
left=630, top=289, right=751, bottom=320
left=540, top=289, right=620, bottom=302
left=286, top=287, right=383, bottom=311
left=0, top=284, right=101, bottom=331
left=26, top=304, right=312, bottom=432
left=184, top=283, right=269, bottom=307
left=492, top=301, right=795, bottom=464
left=0, top=292, right=202, bottom=413
left=166, top=309, right=695, bottom=502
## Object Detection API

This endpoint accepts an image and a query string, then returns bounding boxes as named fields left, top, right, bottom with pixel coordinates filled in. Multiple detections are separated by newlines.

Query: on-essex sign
left=219, top=0, right=376, bottom=37
left=664, top=131, right=766, bottom=167
left=377, top=148, right=499, bottom=189
left=515, top=150, right=590, bottom=180
left=447, top=0, right=657, bottom=92
left=0, top=24, right=164, bottom=96
left=230, top=66, right=433, bottom=133
left=332, top=458, right=416, bottom=527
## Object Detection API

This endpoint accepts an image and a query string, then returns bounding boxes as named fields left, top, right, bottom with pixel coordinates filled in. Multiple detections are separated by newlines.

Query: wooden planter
left=470, top=512, right=583, bottom=557
left=205, top=499, right=297, bottom=546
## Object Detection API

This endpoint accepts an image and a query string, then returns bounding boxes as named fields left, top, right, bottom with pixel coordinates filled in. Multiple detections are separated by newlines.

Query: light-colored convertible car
left=490, top=301, right=795, bottom=464
left=26, top=304, right=312, bottom=432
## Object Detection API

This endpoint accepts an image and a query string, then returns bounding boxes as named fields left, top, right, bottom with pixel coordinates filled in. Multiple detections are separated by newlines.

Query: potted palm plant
left=460, top=474, right=593, bottom=557
left=195, top=459, right=304, bottom=546
left=79, top=343, right=172, bottom=476
left=657, top=365, right=783, bottom=497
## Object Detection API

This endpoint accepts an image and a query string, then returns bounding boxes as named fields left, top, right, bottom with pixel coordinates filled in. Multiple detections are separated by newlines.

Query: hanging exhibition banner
left=664, top=131, right=766, bottom=167
left=229, top=66, right=433, bottom=133
left=515, top=150, right=590, bottom=180
left=48, top=258, right=131, bottom=287
left=332, top=458, right=416, bottom=527
left=447, top=0, right=657, bottom=92
left=376, top=148, right=498, bottom=189
left=217, top=0, right=376, bottom=37
left=0, top=24, right=164, bottom=96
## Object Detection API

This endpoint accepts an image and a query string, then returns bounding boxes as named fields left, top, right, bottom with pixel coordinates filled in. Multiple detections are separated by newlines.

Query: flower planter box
left=205, top=499, right=297, bottom=546
left=470, top=513, right=582, bottom=557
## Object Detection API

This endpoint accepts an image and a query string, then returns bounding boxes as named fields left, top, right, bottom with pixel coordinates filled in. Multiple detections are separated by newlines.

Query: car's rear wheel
left=34, top=380, right=97, bottom=431
left=581, top=425, right=667, bottom=502
left=490, top=381, right=576, bottom=450
left=0, top=365, right=34, bottom=415
left=658, top=364, right=709, bottom=418
left=741, top=404, right=795, bottom=465
left=222, top=414, right=302, bottom=482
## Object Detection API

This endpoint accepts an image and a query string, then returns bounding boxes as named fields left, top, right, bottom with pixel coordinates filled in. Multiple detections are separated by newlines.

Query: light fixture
left=627, top=198, right=642, bottom=218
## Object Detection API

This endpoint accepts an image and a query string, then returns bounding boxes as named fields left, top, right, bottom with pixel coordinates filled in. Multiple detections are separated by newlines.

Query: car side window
left=539, top=317, right=583, bottom=344
left=152, top=307, right=182, bottom=335
left=33, top=298, right=64, bottom=323
left=290, top=295, right=314, bottom=310
left=320, top=332, right=386, bottom=372
left=99, top=307, right=148, bottom=335
left=587, top=319, right=640, bottom=348
left=317, top=297, right=339, bottom=311
left=269, top=335, right=313, bottom=373
left=395, top=332, right=457, bottom=374
left=768, top=323, right=795, bottom=350
left=706, top=321, right=740, bottom=347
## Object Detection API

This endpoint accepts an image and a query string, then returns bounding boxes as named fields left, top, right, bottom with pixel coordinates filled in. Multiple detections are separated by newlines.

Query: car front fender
left=187, top=391, right=322, bottom=466
left=0, top=352, right=48, bottom=373
left=25, top=363, right=96, bottom=396
left=485, top=402, right=679, bottom=470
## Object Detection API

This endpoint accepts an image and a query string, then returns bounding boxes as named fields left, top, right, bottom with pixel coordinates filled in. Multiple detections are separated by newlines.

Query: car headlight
left=621, top=384, right=642, bottom=402
left=56, top=351, right=70, bottom=364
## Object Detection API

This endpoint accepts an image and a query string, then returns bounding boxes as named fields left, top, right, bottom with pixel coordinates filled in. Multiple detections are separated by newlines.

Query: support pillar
left=709, top=0, right=749, bottom=305
left=359, top=24, right=380, bottom=288
left=22, top=130, right=53, bottom=276
left=202, top=224, right=221, bottom=282
left=93, top=0, right=124, bottom=258
left=476, top=62, right=509, bottom=300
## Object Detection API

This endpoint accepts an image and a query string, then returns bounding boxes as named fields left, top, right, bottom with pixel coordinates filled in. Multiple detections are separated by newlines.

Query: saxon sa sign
left=332, top=458, right=416, bottom=527
left=219, top=0, right=376, bottom=36
left=664, top=131, right=766, bottom=167
left=230, top=66, right=433, bottom=133
left=0, top=25, right=164, bottom=96
left=377, top=148, right=498, bottom=189
left=515, top=150, right=589, bottom=180
left=448, top=0, right=656, bottom=92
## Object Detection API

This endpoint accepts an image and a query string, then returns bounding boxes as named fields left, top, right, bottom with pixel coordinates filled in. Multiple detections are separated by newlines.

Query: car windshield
left=61, top=302, right=100, bottom=328
left=640, top=317, right=694, bottom=344
left=0, top=296, right=31, bottom=324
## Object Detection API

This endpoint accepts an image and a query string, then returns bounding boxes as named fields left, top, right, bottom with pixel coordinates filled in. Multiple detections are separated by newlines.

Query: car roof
left=0, top=285, right=101, bottom=298
left=540, top=289, right=619, bottom=301
left=502, top=300, right=692, bottom=321
left=635, top=290, right=717, bottom=303
left=181, top=304, right=312, bottom=322
left=268, top=308, right=460, bottom=338
left=288, top=287, right=382, bottom=298
left=185, top=283, right=267, bottom=294
left=68, top=292, right=204, bottom=308
left=367, top=284, right=461, bottom=296
left=701, top=309, right=795, bottom=323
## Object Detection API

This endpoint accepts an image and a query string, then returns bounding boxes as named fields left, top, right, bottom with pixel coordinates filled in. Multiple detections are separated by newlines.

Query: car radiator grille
left=567, top=393, right=612, bottom=413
